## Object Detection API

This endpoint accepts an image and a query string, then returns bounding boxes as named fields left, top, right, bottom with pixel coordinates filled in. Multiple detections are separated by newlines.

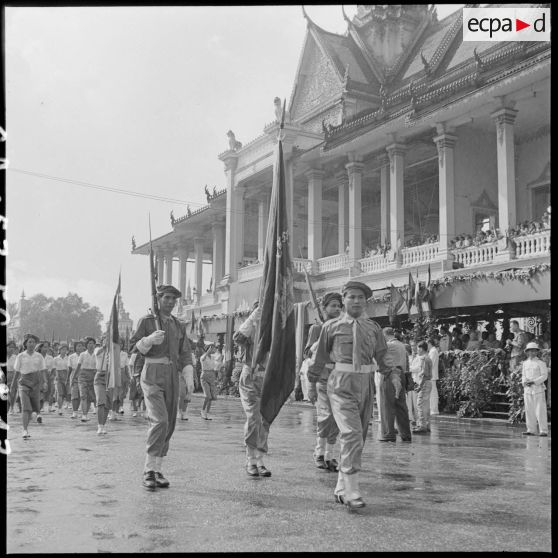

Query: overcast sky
left=5, top=4, right=462, bottom=329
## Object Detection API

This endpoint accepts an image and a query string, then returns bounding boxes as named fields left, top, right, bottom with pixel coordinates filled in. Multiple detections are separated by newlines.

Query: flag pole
left=148, top=213, right=161, bottom=330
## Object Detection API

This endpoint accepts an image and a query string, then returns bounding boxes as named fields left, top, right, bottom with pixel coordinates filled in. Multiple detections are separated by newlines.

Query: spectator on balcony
left=463, top=235, right=473, bottom=248
left=541, top=210, right=550, bottom=229
left=466, top=330, right=482, bottom=351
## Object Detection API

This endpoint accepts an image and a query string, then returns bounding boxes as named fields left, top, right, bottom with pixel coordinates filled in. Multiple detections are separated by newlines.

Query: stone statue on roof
left=131, top=235, right=136, bottom=250
left=227, top=130, right=242, bottom=151
left=213, top=186, right=217, bottom=197
left=170, top=210, right=175, bottom=225
left=187, top=205, right=192, bottom=217
left=205, top=185, right=211, bottom=203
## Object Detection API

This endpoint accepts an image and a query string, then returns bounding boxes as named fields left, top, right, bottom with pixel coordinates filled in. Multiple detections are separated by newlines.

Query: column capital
left=305, top=168, right=325, bottom=182
left=345, top=160, right=365, bottom=176
left=433, top=133, right=457, bottom=168
left=219, top=152, right=238, bottom=172
left=386, top=142, right=405, bottom=173
left=347, top=151, right=363, bottom=163
left=490, top=106, right=519, bottom=125
left=377, top=152, right=390, bottom=167
left=335, top=169, right=348, bottom=185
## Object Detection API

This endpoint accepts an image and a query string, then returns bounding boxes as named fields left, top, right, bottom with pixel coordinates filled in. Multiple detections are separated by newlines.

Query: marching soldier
left=308, top=281, right=399, bottom=511
left=130, top=284, right=194, bottom=490
left=305, top=292, right=343, bottom=472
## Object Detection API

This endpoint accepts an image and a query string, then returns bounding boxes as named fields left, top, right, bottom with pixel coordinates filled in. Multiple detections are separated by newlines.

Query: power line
left=8, top=166, right=444, bottom=235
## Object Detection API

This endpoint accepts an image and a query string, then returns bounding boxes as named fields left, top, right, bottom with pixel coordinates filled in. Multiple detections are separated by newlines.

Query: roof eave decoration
left=321, top=42, right=549, bottom=149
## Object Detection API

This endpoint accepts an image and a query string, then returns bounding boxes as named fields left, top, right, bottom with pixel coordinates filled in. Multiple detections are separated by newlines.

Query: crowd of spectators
left=403, top=234, right=439, bottom=248
left=508, top=207, right=551, bottom=239
left=363, top=241, right=391, bottom=258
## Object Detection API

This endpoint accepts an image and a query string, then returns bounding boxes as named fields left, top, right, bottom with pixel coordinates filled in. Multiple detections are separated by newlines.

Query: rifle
left=298, top=246, right=325, bottom=323
left=148, top=214, right=161, bottom=330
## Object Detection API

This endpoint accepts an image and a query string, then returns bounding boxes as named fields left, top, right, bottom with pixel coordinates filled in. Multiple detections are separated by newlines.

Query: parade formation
left=2, top=4, right=551, bottom=552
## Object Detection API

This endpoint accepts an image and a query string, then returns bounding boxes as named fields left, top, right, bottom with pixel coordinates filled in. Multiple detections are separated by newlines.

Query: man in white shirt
left=427, top=338, right=440, bottom=415
left=14, top=334, right=46, bottom=439
left=53, top=344, right=70, bottom=415
left=67, top=340, right=85, bottom=419
left=521, top=342, right=549, bottom=436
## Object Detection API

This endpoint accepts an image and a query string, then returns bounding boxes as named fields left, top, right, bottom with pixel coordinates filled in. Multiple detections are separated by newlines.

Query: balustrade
left=451, top=242, right=498, bottom=267
left=317, top=254, right=349, bottom=273
left=359, top=254, right=391, bottom=273
left=514, top=229, right=551, bottom=259
left=401, top=242, right=440, bottom=266
left=237, top=262, right=263, bottom=282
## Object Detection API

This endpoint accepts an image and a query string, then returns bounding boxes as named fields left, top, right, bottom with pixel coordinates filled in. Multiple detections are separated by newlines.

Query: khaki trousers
left=239, top=365, right=269, bottom=455
left=141, top=362, right=179, bottom=457
left=315, top=372, right=339, bottom=444
left=327, top=369, right=374, bottom=475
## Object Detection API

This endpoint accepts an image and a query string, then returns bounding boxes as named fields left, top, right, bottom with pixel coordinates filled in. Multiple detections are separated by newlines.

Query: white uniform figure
left=521, top=342, right=548, bottom=436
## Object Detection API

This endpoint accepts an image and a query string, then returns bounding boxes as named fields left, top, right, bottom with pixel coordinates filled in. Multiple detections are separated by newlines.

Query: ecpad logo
left=463, top=8, right=550, bottom=42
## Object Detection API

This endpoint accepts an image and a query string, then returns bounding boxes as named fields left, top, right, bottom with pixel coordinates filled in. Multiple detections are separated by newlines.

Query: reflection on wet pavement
left=6, top=396, right=551, bottom=552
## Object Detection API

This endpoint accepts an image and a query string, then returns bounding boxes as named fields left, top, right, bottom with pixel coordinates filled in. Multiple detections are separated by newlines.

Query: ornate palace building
left=132, top=5, right=550, bottom=335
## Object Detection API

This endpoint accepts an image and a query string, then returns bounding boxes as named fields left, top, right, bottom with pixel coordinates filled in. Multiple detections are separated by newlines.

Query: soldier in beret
left=14, top=334, right=47, bottom=439
left=308, top=281, right=400, bottom=511
left=304, top=292, right=343, bottom=472
left=130, top=284, right=194, bottom=490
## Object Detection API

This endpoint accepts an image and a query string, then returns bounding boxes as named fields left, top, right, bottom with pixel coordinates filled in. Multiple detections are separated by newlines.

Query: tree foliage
left=18, top=292, right=103, bottom=342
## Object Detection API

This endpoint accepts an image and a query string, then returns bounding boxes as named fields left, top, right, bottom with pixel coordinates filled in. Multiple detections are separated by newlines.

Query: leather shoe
left=345, top=497, right=366, bottom=510
left=539, top=433, right=548, bottom=437
left=379, top=438, right=396, bottom=442
left=257, top=465, right=271, bottom=477
left=313, top=454, right=327, bottom=469
left=155, top=472, right=170, bottom=488
left=412, top=428, right=428, bottom=434
left=325, top=459, right=339, bottom=472
left=143, top=470, right=157, bottom=490
left=522, top=431, right=535, bottom=436
left=246, top=464, right=259, bottom=477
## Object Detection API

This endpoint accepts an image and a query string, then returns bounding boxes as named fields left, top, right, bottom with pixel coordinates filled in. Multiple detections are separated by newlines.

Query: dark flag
left=407, top=272, right=416, bottom=314
left=413, top=269, right=423, bottom=318
left=254, top=100, right=296, bottom=425
left=189, top=309, right=196, bottom=335
left=107, top=273, right=122, bottom=390
left=390, top=284, right=406, bottom=315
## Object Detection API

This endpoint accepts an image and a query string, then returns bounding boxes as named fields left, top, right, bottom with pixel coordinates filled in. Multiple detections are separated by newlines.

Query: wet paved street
left=6, top=395, right=551, bottom=553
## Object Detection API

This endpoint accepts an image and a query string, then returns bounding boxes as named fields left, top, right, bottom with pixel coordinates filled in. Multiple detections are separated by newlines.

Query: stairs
left=482, top=391, right=510, bottom=420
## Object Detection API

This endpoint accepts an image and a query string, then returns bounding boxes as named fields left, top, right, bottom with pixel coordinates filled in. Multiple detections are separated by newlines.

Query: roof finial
left=302, top=5, right=309, bottom=21
left=341, top=4, right=350, bottom=23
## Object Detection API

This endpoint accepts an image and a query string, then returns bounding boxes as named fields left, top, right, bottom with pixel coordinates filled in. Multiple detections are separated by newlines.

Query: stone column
left=379, top=154, right=390, bottom=246
left=212, top=222, right=225, bottom=291
left=306, top=169, right=324, bottom=261
left=179, top=249, right=188, bottom=300
left=387, top=142, right=406, bottom=261
left=164, top=250, right=174, bottom=285
left=433, top=127, right=458, bottom=259
left=156, top=250, right=164, bottom=286
left=335, top=170, right=349, bottom=255
left=345, top=154, right=364, bottom=272
left=194, top=237, right=204, bottom=303
left=220, top=153, right=240, bottom=283
left=491, top=105, right=519, bottom=234
left=257, top=194, right=270, bottom=263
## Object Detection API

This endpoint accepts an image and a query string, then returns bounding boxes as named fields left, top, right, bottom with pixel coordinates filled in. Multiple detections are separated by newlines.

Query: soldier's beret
left=341, top=281, right=373, bottom=300
left=156, top=284, right=182, bottom=298
left=322, top=292, right=343, bottom=307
